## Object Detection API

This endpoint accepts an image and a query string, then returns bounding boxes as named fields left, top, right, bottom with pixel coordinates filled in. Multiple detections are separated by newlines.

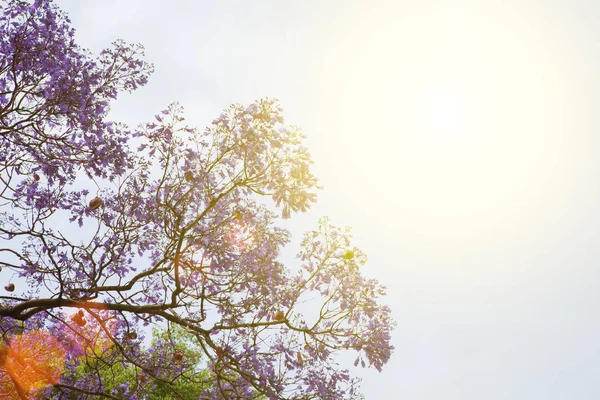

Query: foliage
left=45, top=324, right=210, bottom=399
left=0, top=330, right=66, bottom=399
left=0, top=1, right=394, bottom=399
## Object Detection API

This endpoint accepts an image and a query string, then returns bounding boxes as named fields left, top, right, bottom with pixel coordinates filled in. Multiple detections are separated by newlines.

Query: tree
left=0, top=1, right=394, bottom=399
left=47, top=324, right=212, bottom=399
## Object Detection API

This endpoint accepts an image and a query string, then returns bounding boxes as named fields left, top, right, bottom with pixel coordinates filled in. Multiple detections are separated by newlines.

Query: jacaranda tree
left=0, top=1, right=394, bottom=399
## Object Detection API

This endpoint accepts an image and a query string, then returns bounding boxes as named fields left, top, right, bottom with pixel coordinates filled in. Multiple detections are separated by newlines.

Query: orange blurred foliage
left=0, top=330, right=66, bottom=399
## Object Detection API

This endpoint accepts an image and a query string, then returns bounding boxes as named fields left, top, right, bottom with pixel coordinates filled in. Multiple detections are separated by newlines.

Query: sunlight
left=316, top=3, right=578, bottom=246
left=225, top=219, right=257, bottom=253
left=420, top=88, right=467, bottom=136
left=0, top=331, right=66, bottom=397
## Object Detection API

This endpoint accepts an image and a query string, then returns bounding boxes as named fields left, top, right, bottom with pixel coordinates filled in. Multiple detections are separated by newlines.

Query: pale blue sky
left=54, top=0, right=600, bottom=398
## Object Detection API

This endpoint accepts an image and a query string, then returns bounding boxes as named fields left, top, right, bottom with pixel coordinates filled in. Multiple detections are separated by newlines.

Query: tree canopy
left=0, top=1, right=394, bottom=399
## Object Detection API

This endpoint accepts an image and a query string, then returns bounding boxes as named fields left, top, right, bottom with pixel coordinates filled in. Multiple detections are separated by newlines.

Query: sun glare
left=225, top=219, right=257, bottom=252
left=316, top=3, right=577, bottom=246
left=420, top=89, right=467, bottom=135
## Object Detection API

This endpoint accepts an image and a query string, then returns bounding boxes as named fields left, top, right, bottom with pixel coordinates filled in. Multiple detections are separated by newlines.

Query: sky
left=52, top=0, right=600, bottom=398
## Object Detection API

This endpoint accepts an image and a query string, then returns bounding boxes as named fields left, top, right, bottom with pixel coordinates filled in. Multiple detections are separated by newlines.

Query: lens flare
left=0, top=330, right=66, bottom=399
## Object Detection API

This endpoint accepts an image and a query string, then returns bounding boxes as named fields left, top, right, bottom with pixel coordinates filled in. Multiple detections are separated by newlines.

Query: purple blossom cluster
left=0, top=0, right=152, bottom=184
left=0, top=1, right=395, bottom=399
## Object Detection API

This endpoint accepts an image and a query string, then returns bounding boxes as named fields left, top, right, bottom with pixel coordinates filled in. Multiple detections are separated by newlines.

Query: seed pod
left=4, top=283, right=15, bottom=292
left=273, top=311, right=285, bottom=321
left=89, top=197, right=103, bottom=210
left=70, top=313, right=86, bottom=327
